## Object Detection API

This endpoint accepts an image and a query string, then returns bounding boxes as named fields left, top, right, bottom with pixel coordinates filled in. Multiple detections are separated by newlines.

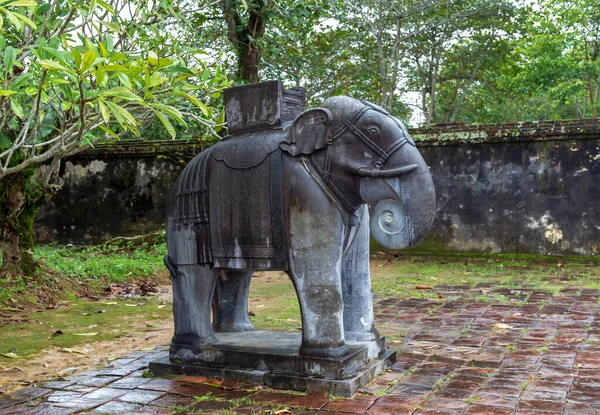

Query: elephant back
left=167, top=131, right=288, bottom=270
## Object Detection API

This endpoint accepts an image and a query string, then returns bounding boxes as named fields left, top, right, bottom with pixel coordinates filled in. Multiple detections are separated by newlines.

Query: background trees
left=1, top=0, right=596, bottom=278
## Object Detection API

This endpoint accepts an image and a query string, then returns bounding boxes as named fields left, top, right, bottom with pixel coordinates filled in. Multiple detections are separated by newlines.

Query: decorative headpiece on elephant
left=164, top=95, right=436, bottom=361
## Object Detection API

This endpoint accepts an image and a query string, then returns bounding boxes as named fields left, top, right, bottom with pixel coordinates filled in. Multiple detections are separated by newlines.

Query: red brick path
left=2, top=285, right=599, bottom=414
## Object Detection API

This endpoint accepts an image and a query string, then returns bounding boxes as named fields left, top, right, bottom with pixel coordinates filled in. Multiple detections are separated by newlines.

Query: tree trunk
left=222, top=0, right=266, bottom=84
left=0, top=175, right=39, bottom=278
left=426, top=56, right=439, bottom=124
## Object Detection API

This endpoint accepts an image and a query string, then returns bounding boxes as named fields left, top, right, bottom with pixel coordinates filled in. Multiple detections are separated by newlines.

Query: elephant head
left=281, top=96, right=436, bottom=249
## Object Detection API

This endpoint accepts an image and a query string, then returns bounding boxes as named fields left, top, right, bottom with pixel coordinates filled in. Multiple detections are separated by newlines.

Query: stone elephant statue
left=164, top=96, right=436, bottom=361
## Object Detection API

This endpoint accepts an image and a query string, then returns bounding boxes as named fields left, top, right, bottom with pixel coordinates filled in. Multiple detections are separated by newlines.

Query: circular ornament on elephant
left=370, top=200, right=410, bottom=250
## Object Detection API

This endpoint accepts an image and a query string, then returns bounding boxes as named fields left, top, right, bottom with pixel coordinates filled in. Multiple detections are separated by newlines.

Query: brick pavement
left=2, top=284, right=600, bottom=414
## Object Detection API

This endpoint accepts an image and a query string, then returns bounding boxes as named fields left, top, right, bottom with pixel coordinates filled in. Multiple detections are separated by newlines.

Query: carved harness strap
left=321, top=104, right=411, bottom=184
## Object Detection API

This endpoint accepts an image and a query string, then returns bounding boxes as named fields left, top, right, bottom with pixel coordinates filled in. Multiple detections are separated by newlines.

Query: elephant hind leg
left=166, top=255, right=219, bottom=353
left=212, top=270, right=255, bottom=333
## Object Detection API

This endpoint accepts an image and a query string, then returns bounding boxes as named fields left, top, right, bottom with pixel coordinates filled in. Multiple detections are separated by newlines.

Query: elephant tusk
left=343, top=225, right=358, bottom=256
left=356, top=164, right=418, bottom=178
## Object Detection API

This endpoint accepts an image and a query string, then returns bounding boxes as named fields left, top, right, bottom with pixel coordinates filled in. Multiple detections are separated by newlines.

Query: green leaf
left=24, top=86, right=37, bottom=95
left=100, top=86, right=143, bottom=102
left=4, top=11, right=23, bottom=31
left=161, top=65, right=194, bottom=75
left=3, top=46, right=16, bottom=74
left=96, top=0, right=115, bottom=15
left=41, top=47, right=68, bottom=65
left=71, top=49, right=82, bottom=71
left=147, top=51, right=158, bottom=66
left=99, top=124, right=120, bottom=140
left=148, top=103, right=186, bottom=126
left=177, top=91, right=210, bottom=117
left=100, top=20, right=120, bottom=32
left=81, top=49, right=97, bottom=73
left=104, top=100, right=137, bottom=127
left=9, top=98, right=23, bottom=118
left=61, top=101, right=71, bottom=111
left=36, top=3, right=51, bottom=14
left=215, top=108, right=225, bottom=133
left=152, top=109, right=176, bottom=139
left=40, top=59, right=70, bottom=72
left=0, top=90, right=17, bottom=97
left=98, top=100, right=110, bottom=123
left=3, top=0, right=37, bottom=6
left=158, top=58, right=172, bottom=68
left=13, top=10, right=36, bottom=29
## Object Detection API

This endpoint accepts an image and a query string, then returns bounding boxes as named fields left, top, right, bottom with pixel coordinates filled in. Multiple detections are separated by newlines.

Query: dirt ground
left=0, top=272, right=290, bottom=394
left=0, top=291, right=175, bottom=394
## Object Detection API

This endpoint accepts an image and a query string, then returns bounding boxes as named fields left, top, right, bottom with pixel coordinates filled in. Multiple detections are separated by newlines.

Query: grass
left=0, top=242, right=169, bottom=307
left=1, top=242, right=599, bottom=367
left=246, top=254, right=600, bottom=331
left=36, top=242, right=168, bottom=283
left=0, top=297, right=172, bottom=357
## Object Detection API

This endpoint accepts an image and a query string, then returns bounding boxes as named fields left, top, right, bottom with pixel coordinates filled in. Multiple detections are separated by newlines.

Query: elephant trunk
left=370, top=153, right=436, bottom=250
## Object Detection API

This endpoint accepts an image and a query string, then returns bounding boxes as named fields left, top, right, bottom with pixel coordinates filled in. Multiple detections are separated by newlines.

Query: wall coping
left=74, top=118, right=600, bottom=157
left=412, top=118, right=600, bottom=146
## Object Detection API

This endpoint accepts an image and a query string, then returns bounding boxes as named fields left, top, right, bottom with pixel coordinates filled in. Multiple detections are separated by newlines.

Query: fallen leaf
left=104, top=302, right=118, bottom=305
left=376, top=264, right=385, bottom=268
left=125, top=304, right=137, bottom=307
left=490, top=323, right=514, bottom=330
left=416, top=285, right=432, bottom=290
left=431, top=277, right=439, bottom=282
left=146, top=323, right=161, bottom=328
left=1, top=352, right=19, bottom=359
left=274, top=410, right=293, bottom=415
left=79, top=313, right=90, bottom=316
left=107, top=356, right=117, bottom=361
left=436, top=292, right=445, bottom=298
left=46, top=330, right=63, bottom=341
left=61, top=348, right=87, bottom=355
left=88, top=324, right=98, bottom=329
left=157, top=305, right=167, bottom=309
left=141, top=346, right=156, bottom=351
left=256, top=305, right=265, bottom=308
left=480, top=289, right=491, bottom=294
left=74, top=332, right=98, bottom=336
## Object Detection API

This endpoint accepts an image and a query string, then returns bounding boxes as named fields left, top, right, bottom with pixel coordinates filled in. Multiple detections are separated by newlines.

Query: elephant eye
left=368, top=127, right=378, bottom=135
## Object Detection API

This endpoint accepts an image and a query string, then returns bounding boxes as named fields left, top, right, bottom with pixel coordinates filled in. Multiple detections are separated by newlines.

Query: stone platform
left=149, top=330, right=396, bottom=396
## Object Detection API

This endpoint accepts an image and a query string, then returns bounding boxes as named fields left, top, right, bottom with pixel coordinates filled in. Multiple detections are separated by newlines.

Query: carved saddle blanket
left=171, top=129, right=288, bottom=270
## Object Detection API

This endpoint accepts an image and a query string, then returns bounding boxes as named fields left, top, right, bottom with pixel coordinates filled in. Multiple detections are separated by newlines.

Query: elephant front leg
left=212, top=270, right=255, bottom=332
left=342, top=205, right=379, bottom=342
left=289, top=252, right=348, bottom=359
left=165, top=256, right=218, bottom=359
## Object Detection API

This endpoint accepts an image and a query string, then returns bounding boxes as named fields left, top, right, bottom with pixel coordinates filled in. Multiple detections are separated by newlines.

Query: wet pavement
left=2, top=284, right=600, bottom=414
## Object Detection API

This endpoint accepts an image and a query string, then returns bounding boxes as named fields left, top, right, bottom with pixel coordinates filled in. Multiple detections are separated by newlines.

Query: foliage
left=499, top=0, right=600, bottom=120
left=0, top=0, right=231, bottom=277
left=36, top=242, right=168, bottom=283
left=0, top=0, right=229, bottom=178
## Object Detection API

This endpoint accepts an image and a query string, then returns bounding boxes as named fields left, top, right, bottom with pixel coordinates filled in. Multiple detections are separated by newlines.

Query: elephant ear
left=280, top=108, right=333, bottom=156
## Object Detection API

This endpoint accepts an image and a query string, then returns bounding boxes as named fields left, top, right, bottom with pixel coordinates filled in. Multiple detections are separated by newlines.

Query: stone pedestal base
left=149, top=330, right=396, bottom=397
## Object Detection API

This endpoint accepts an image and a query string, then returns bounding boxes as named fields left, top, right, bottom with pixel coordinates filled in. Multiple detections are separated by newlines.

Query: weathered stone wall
left=34, top=119, right=600, bottom=255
